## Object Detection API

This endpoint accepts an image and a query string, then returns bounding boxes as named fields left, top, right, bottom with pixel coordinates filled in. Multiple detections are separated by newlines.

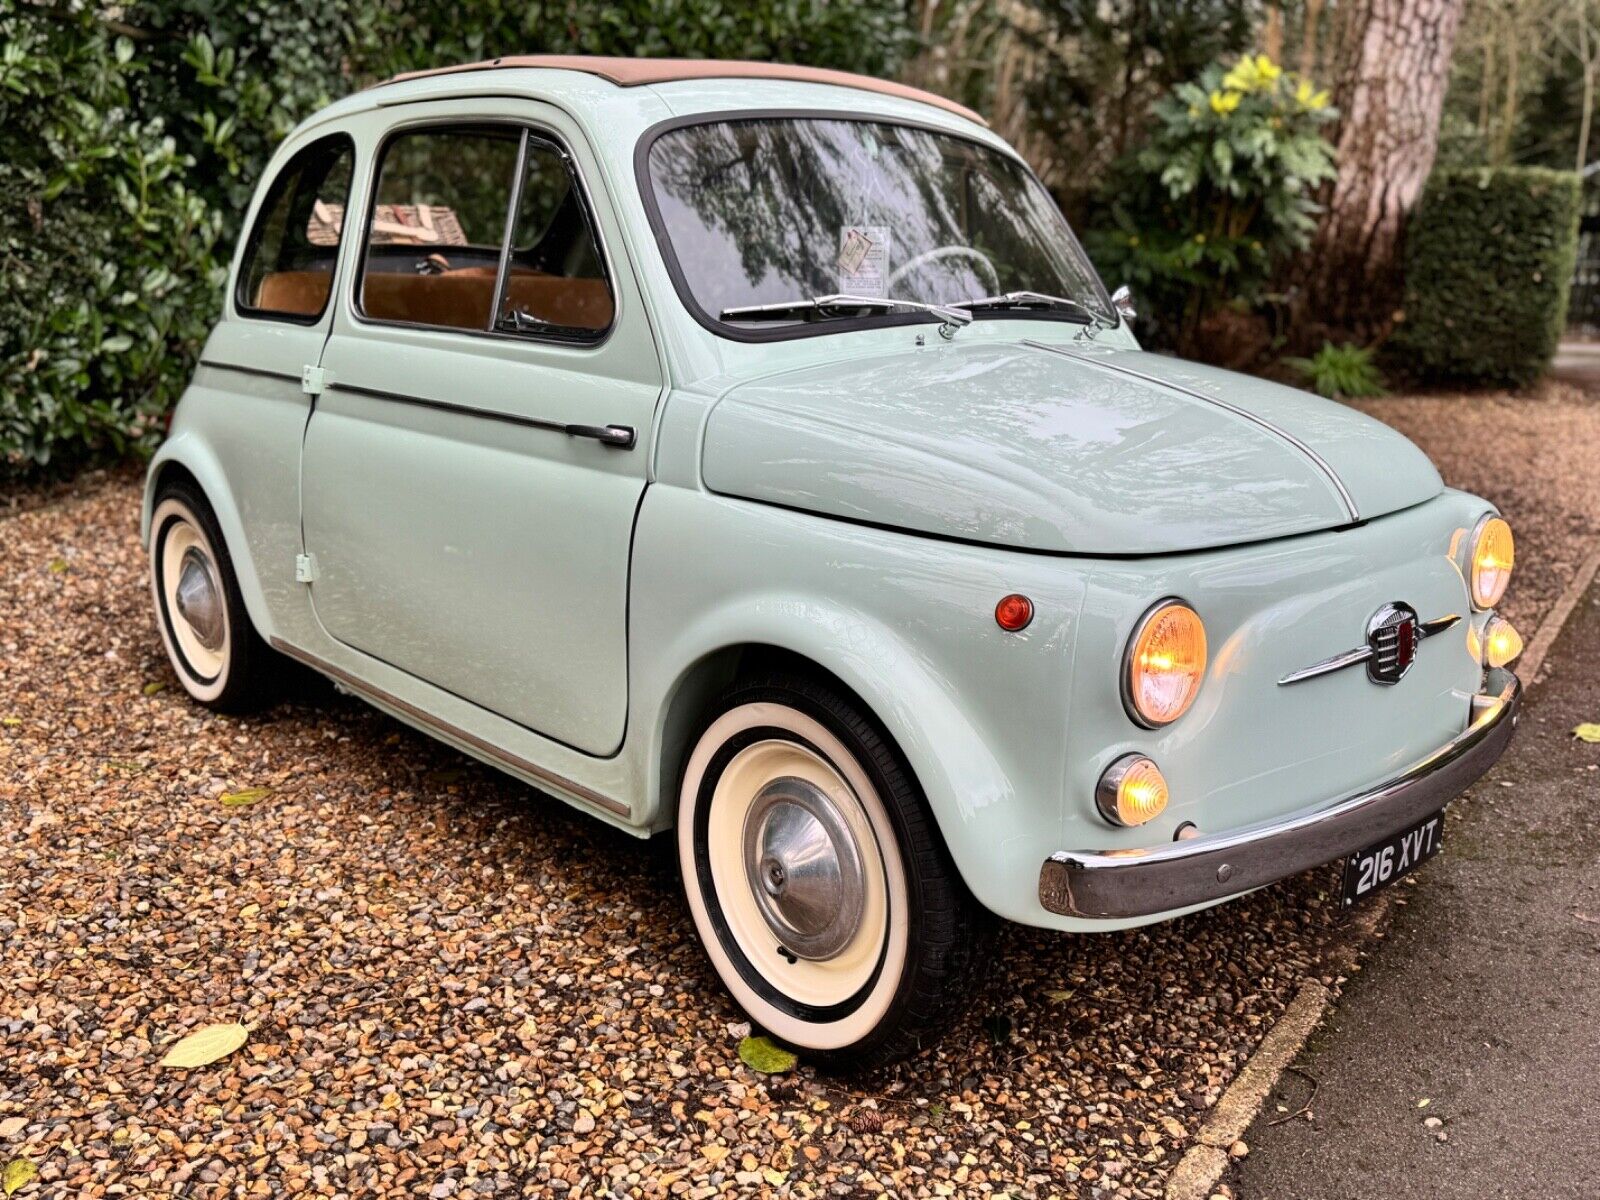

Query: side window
left=495, top=141, right=614, bottom=336
left=236, top=135, right=355, bottom=321
left=358, top=124, right=613, bottom=341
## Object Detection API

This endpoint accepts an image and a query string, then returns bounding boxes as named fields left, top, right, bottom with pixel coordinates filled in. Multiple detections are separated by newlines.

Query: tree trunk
left=1293, top=0, right=1465, bottom=346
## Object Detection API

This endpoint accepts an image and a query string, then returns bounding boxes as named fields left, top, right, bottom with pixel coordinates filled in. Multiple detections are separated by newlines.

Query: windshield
left=642, top=116, right=1116, bottom=335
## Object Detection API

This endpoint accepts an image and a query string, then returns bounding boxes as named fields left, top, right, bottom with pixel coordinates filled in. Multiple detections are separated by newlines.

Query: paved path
left=1231, top=582, right=1600, bottom=1198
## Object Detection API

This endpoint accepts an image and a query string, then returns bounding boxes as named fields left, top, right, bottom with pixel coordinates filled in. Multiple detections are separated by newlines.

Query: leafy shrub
left=1086, top=54, right=1337, bottom=355
left=1284, top=342, right=1389, bottom=400
left=1, top=8, right=225, bottom=472
left=1394, top=167, right=1581, bottom=387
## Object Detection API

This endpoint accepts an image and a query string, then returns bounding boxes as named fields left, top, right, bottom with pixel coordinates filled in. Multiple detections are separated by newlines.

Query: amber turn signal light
left=1097, top=754, right=1170, bottom=827
left=1483, top=615, right=1523, bottom=668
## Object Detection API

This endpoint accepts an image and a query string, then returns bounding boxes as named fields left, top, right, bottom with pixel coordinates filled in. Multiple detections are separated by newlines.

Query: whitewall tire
left=149, top=482, right=278, bottom=713
left=678, top=673, right=990, bottom=1070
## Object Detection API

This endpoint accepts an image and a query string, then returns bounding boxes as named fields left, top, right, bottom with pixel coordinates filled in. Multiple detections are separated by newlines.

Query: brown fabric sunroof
left=377, top=56, right=987, bottom=127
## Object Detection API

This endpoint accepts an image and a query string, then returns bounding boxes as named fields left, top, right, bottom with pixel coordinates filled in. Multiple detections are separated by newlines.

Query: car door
left=191, top=132, right=357, bottom=635
left=300, top=106, right=660, bottom=757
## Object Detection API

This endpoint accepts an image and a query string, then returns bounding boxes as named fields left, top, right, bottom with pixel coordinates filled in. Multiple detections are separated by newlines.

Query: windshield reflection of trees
left=647, top=120, right=1110, bottom=320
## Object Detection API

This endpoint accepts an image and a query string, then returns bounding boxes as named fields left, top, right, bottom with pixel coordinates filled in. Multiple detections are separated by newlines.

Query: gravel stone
left=2, top=387, right=1589, bottom=1199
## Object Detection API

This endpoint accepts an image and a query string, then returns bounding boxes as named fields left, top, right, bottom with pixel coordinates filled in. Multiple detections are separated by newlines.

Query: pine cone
left=850, top=1108, right=884, bottom=1134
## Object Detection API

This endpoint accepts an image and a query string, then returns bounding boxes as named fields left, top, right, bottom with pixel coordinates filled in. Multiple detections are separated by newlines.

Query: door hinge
left=295, top=553, right=319, bottom=583
left=300, top=365, right=326, bottom=396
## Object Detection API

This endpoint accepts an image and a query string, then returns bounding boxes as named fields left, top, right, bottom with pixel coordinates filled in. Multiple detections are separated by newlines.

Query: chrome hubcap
left=173, top=547, right=224, bottom=652
left=742, top=775, right=865, bottom=961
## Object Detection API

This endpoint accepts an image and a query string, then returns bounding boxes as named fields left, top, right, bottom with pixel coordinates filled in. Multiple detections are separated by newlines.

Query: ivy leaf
left=159, top=1022, right=250, bottom=1068
left=1574, top=724, right=1600, bottom=743
left=737, top=1036, right=797, bottom=1075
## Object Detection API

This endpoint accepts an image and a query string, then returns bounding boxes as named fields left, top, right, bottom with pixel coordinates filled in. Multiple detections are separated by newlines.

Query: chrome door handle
left=564, top=423, right=635, bottom=449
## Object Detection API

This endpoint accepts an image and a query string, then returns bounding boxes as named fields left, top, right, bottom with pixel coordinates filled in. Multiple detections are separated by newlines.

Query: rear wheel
left=149, top=481, right=279, bottom=712
left=677, top=673, right=990, bottom=1070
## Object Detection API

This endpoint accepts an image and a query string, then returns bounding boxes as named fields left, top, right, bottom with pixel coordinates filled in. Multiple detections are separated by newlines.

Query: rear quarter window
left=236, top=134, right=356, bottom=323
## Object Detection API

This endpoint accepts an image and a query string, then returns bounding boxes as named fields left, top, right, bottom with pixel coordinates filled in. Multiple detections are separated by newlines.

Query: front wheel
left=677, top=674, right=990, bottom=1070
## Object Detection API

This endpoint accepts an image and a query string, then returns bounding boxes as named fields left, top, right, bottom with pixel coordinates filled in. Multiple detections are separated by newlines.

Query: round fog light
left=1097, top=754, right=1169, bottom=827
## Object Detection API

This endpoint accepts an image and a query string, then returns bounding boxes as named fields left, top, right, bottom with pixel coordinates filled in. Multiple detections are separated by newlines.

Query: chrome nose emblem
left=1366, top=602, right=1419, bottom=685
left=1279, top=605, right=1458, bottom=687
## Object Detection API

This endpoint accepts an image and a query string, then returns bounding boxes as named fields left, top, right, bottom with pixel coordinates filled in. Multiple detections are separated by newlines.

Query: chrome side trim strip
left=198, top=359, right=304, bottom=385
left=1024, top=340, right=1361, bottom=523
left=325, top=383, right=635, bottom=448
left=1039, top=668, right=1519, bottom=919
left=269, top=637, right=630, bottom=817
left=1278, top=612, right=1460, bottom=686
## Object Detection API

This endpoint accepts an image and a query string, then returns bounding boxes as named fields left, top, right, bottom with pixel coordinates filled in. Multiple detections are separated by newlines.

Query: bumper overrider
left=1039, top=668, right=1521, bottom=920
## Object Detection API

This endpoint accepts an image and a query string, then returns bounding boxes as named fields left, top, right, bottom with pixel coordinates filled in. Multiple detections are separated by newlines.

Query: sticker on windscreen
left=838, top=226, right=891, bottom=296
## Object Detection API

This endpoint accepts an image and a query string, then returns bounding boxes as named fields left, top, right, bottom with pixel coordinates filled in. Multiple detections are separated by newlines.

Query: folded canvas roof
left=377, top=55, right=987, bottom=127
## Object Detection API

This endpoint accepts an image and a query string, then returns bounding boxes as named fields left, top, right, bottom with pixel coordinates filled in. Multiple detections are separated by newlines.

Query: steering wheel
left=886, top=245, right=1000, bottom=294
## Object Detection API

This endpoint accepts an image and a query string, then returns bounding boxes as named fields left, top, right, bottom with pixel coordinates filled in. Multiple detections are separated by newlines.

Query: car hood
left=699, top=339, right=1442, bottom=555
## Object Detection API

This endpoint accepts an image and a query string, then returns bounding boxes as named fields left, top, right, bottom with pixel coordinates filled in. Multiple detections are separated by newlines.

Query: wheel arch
left=144, top=438, right=276, bottom=642
left=638, top=606, right=1023, bottom=920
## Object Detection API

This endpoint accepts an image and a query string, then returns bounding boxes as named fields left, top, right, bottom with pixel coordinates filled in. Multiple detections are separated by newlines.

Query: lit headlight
left=1123, top=599, right=1207, bottom=727
left=1470, top=515, right=1514, bottom=610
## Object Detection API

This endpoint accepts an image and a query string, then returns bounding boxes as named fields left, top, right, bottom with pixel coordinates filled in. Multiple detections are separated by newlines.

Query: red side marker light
left=995, top=593, right=1034, bottom=632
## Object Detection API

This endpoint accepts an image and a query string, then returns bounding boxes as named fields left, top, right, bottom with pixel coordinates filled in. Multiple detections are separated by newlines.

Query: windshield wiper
left=953, top=291, right=1107, bottom=326
left=720, top=293, right=973, bottom=334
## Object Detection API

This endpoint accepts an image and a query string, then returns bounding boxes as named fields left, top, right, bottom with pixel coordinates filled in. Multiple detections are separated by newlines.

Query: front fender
left=144, top=431, right=281, bottom=644
left=629, top=486, right=1093, bottom=927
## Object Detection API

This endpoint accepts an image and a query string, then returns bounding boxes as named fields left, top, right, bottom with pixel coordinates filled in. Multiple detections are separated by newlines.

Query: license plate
left=1341, top=810, right=1445, bottom=908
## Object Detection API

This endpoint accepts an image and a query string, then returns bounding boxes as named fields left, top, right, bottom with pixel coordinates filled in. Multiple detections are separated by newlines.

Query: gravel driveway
left=2, top=382, right=1595, bottom=1199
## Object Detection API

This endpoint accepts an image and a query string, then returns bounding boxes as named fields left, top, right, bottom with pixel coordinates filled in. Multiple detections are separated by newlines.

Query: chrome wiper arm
left=720, top=293, right=973, bottom=332
left=953, top=290, right=1106, bottom=326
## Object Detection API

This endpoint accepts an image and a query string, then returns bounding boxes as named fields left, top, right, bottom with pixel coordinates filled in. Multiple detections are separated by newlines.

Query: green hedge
left=1395, top=167, right=1581, bottom=387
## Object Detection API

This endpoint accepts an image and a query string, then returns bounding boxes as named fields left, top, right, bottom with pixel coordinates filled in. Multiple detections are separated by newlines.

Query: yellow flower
left=1194, top=233, right=1207, bottom=244
left=1224, top=53, right=1282, bottom=93
left=1209, top=90, right=1242, bottom=116
left=1294, top=78, right=1330, bottom=109
left=1128, top=234, right=1141, bottom=247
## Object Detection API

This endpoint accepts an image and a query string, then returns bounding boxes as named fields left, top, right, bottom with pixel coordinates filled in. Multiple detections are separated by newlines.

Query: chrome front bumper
left=1038, top=668, right=1521, bottom=920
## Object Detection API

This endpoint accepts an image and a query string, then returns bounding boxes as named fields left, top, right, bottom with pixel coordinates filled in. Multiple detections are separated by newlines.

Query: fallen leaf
left=1573, top=723, right=1600, bottom=743
left=3, top=1158, right=37, bottom=1195
left=702, top=1145, right=730, bottom=1164
left=1417, top=1098, right=1431, bottom=1108
left=0, top=1119, right=22, bottom=1139
left=738, top=1036, right=797, bottom=1075
left=159, top=1023, right=250, bottom=1068
left=141, top=682, right=165, bottom=697
left=763, top=1168, right=789, bottom=1185
left=220, top=788, right=270, bottom=807
left=47, top=558, right=68, bottom=574
left=1043, top=988, right=1075, bottom=1002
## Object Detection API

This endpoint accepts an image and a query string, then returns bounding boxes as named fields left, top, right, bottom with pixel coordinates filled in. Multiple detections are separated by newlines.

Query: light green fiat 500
left=145, top=56, right=1522, bottom=1068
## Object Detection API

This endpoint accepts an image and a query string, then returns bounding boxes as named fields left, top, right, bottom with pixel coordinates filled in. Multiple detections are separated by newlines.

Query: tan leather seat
left=254, top=268, right=612, bottom=331
left=254, top=270, right=333, bottom=316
